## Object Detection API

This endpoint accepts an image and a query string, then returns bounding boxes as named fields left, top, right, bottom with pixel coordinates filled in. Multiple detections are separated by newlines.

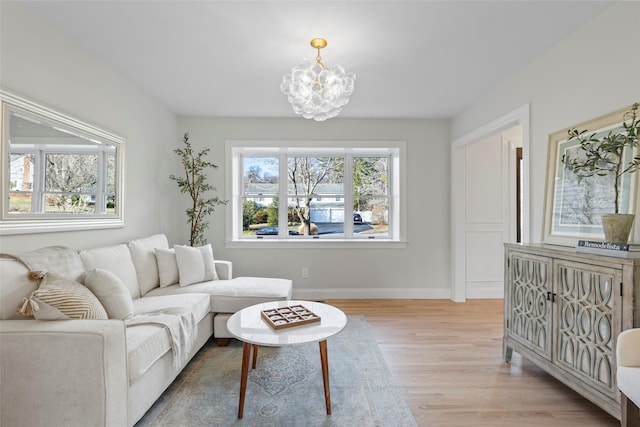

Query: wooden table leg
left=252, top=344, right=258, bottom=369
left=319, top=340, right=331, bottom=415
left=238, top=342, right=252, bottom=419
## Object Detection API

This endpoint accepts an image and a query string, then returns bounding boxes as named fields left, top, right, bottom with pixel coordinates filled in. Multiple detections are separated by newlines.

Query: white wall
left=178, top=118, right=451, bottom=299
left=451, top=2, right=640, bottom=244
left=0, top=2, right=180, bottom=253
left=3, top=2, right=632, bottom=299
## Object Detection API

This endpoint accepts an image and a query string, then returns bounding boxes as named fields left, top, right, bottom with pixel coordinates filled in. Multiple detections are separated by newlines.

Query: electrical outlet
left=302, top=267, right=309, bottom=278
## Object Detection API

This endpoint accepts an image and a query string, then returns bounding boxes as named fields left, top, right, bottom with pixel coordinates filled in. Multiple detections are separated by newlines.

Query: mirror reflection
left=8, top=113, right=117, bottom=215
left=1, top=91, right=124, bottom=234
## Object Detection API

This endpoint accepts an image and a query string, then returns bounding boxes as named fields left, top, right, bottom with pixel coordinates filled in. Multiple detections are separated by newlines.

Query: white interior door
left=451, top=104, right=529, bottom=301
left=464, top=134, right=508, bottom=298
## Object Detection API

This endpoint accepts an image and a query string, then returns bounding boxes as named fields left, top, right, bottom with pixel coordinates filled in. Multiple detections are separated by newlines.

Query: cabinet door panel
left=554, top=260, right=621, bottom=399
left=507, top=253, right=552, bottom=359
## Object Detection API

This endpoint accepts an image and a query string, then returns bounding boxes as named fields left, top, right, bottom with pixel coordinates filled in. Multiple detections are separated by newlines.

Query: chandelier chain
left=316, top=49, right=326, bottom=69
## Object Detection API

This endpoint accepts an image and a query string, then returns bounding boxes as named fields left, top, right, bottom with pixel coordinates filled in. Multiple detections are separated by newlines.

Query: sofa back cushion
left=127, top=234, right=169, bottom=296
left=79, top=244, right=141, bottom=299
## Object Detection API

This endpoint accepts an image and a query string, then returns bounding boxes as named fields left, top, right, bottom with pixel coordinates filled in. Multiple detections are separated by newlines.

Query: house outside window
left=226, top=141, right=406, bottom=247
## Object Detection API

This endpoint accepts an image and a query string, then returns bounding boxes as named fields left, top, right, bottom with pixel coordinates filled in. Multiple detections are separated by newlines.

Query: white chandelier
left=281, top=38, right=356, bottom=121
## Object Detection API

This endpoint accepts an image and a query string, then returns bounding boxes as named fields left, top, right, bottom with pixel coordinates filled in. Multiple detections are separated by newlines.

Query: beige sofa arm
left=617, top=328, right=640, bottom=367
left=0, top=319, right=128, bottom=427
left=215, top=259, right=232, bottom=280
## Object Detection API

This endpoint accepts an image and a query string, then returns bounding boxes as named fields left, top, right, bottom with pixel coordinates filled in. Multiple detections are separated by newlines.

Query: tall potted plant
left=562, top=102, right=640, bottom=242
left=170, top=133, right=227, bottom=246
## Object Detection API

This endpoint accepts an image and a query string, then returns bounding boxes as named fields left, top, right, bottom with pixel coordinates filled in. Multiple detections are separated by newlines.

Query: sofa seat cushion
left=126, top=293, right=209, bottom=384
left=618, top=366, right=640, bottom=407
left=144, top=277, right=293, bottom=313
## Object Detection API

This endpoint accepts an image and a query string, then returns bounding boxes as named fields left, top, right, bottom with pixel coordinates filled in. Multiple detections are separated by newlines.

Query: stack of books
left=575, top=240, right=640, bottom=258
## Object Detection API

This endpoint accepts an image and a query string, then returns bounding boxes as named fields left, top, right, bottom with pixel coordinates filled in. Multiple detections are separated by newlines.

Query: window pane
left=354, top=197, right=389, bottom=237
left=288, top=156, right=344, bottom=192
left=106, top=194, right=116, bottom=214
left=9, top=153, right=34, bottom=214
left=289, top=197, right=345, bottom=236
left=44, top=194, right=96, bottom=214
left=106, top=151, right=116, bottom=194
left=242, top=197, right=272, bottom=233
left=10, top=153, right=34, bottom=192
left=353, top=157, right=388, bottom=196
left=243, top=157, right=279, bottom=193
left=8, top=192, right=31, bottom=214
left=45, top=153, right=98, bottom=193
left=288, top=157, right=344, bottom=236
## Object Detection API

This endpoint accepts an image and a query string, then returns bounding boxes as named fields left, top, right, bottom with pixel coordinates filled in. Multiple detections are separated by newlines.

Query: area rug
left=135, top=315, right=417, bottom=427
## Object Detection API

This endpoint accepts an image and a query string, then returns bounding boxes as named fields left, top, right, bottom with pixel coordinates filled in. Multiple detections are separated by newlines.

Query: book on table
left=576, top=240, right=640, bottom=258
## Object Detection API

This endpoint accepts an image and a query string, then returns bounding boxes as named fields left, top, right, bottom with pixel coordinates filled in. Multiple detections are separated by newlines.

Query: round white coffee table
left=227, top=300, right=347, bottom=419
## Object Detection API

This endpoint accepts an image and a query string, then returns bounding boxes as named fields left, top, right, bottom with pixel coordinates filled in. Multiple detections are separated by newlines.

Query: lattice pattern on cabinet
left=509, top=255, right=551, bottom=356
left=556, top=264, right=615, bottom=393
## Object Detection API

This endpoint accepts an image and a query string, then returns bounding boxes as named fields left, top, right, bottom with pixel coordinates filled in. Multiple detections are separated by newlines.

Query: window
left=1, top=91, right=124, bottom=234
left=227, top=141, right=406, bottom=246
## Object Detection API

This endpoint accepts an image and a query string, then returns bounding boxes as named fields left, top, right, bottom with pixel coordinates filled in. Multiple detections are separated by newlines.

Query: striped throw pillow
left=18, top=271, right=108, bottom=320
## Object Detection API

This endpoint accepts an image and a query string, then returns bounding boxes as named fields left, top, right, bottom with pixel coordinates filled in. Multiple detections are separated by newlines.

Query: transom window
left=227, top=141, right=406, bottom=245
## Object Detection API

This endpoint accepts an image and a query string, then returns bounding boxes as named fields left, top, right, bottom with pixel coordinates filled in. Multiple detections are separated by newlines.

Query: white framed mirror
left=0, top=90, right=124, bottom=235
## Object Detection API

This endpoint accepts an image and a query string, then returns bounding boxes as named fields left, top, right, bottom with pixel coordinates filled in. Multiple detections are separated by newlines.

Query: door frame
left=450, top=103, right=530, bottom=302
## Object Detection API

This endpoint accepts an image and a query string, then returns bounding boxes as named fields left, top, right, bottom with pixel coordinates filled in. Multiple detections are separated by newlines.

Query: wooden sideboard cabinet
left=503, top=243, right=640, bottom=419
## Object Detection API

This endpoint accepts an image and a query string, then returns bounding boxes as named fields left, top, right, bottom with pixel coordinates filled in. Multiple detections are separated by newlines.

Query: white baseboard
left=292, top=287, right=452, bottom=300
left=291, top=284, right=504, bottom=300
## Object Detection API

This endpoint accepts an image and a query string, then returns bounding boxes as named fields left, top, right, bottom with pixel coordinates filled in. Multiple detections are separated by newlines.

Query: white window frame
left=226, top=140, right=407, bottom=249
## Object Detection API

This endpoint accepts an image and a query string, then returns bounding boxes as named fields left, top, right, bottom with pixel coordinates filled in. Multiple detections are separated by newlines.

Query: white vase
left=601, top=214, right=635, bottom=243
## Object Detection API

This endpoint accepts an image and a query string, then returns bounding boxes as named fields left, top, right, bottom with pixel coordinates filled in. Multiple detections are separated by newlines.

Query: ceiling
left=22, top=1, right=613, bottom=119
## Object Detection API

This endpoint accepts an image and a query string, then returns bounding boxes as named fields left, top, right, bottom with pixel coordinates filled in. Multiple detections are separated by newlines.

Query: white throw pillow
left=79, top=244, right=141, bottom=299
left=155, top=248, right=179, bottom=287
left=128, top=234, right=169, bottom=296
left=84, top=268, right=134, bottom=320
left=174, top=244, right=218, bottom=287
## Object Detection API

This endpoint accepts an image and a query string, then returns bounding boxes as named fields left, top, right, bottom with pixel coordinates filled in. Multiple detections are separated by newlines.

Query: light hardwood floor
left=326, top=299, right=619, bottom=427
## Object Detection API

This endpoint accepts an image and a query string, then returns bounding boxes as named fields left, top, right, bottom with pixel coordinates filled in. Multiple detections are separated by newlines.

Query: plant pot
left=601, top=214, right=635, bottom=243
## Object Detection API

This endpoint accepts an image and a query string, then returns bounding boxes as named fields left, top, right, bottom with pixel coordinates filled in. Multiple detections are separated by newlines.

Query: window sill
left=0, top=218, right=125, bottom=235
left=225, top=239, right=407, bottom=249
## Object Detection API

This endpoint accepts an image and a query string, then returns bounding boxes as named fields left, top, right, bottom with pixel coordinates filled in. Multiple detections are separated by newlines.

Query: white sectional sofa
left=0, top=234, right=292, bottom=427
